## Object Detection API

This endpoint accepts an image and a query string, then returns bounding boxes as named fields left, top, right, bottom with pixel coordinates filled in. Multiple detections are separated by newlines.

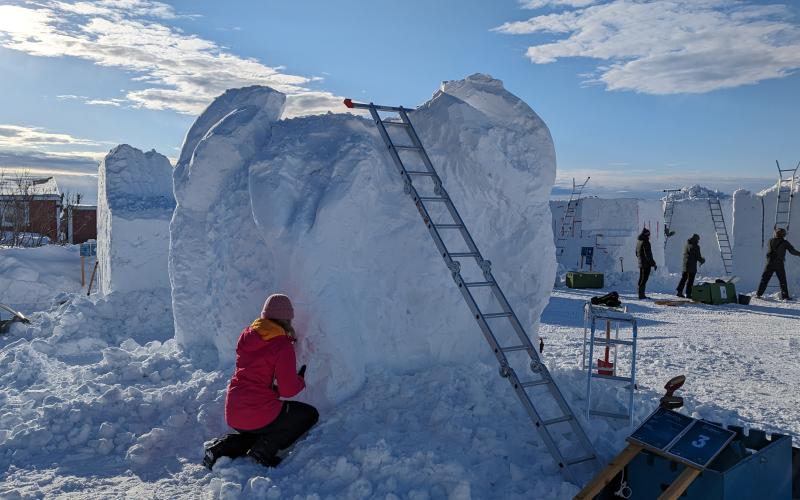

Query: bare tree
left=0, top=171, right=43, bottom=247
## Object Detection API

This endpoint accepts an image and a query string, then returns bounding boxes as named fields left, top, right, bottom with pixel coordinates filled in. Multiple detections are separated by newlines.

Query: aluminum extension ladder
left=555, top=177, right=590, bottom=257
left=774, top=160, right=800, bottom=231
left=662, top=188, right=681, bottom=248
left=707, top=197, right=733, bottom=275
left=344, top=98, right=601, bottom=485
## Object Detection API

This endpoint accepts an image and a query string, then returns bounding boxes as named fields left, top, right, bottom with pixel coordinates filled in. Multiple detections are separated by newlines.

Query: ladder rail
left=774, top=160, right=800, bottom=231
left=359, top=100, right=600, bottom=484
left=707, top=197, right=733, bottom=275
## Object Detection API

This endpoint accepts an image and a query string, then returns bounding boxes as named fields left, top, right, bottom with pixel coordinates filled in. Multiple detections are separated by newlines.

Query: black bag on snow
left=590, top=291, right=622, bottom=308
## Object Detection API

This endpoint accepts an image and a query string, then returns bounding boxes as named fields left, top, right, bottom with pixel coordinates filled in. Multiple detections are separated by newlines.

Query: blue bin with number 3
left=625, top=424, right=792, bottom=499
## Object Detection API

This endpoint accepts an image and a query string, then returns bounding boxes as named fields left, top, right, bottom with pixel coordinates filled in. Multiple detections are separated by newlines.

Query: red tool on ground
left=597, top=320, right=614, bottom=376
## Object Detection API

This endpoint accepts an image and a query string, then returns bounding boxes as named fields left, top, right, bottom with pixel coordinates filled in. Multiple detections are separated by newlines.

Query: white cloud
left=0, top=124, right=104, bottom=149
left=520, top=0, right=598, bottom=9
left=495, top=0, right=800, bottom=94
left=0, top=1, right=343, bottom=116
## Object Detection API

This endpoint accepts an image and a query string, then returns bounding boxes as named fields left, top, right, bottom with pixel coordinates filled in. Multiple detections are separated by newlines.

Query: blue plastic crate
left=623, top=425, right=792, bottom=499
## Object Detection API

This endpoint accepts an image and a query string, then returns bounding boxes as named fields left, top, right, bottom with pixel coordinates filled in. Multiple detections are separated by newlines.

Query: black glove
left=298, top=365, right=306, bottom=378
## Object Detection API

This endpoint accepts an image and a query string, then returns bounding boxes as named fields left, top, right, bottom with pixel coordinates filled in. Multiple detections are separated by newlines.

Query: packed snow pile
left=663, top=184, right=730, bottom=201
left=171, top=74, right=557, bottom=405
left=0, top=245, right=82, bottom=312
left=97, top=145, right=175, bottom=296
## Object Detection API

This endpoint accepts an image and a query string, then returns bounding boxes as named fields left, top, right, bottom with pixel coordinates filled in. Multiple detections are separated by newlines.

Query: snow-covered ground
left=0, top=245, right=84, bottom=312
left=2, top=274, right=798, bottom=498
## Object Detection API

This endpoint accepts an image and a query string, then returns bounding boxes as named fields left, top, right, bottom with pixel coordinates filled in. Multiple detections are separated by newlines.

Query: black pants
left=210, top=401, right=319, bottom=461
left=677, top=272, right=696, bottom=296
left=638, top=266, right=651, bottom=298
left=757, top=264, right=790, bottom=298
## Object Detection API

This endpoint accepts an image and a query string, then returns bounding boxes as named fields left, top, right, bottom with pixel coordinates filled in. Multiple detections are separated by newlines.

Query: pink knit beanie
left=261, top=294, right=294, bottom=320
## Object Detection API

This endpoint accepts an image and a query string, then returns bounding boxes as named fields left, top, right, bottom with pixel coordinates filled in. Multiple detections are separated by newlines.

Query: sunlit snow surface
left=2, top=285, right=799, bottom=498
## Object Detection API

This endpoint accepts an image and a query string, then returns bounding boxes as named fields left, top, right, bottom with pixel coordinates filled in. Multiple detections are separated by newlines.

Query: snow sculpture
left=170, top=75, right=557, bottom=405
left=733, top=186, right=800, bottom=293
left=552, top=198, right=664, bottom=274
left=97, top=145, right=175, bottom=295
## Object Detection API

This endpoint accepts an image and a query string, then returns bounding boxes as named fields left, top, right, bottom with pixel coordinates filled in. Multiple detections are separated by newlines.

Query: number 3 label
left=692, top=434, right=710, bottom=448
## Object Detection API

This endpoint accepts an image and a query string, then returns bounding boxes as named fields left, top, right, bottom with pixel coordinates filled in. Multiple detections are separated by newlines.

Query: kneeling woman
left=203, top=294, right=319, bottom=469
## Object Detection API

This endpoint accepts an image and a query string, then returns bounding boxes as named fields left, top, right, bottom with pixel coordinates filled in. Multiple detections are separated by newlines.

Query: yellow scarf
left=250, top=318, right=286, bottom=342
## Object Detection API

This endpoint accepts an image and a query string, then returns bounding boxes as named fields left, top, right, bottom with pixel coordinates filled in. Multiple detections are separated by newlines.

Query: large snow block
left=169, top=75, right=557, bottom=405
left=664, top=198, right=733, bottom=276
left=97, top=145, right=175, bottom=296
left=551, top=198, right=663, bottom=275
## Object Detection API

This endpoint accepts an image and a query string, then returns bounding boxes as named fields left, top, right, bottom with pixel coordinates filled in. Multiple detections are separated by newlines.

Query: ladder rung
left=405, top=171, right=435, bottom=176
left=434, top=224, right=464, bottom=229
left=501, top=345, right=530, bottom=352
left=392, top=145, right=420, bottom=151
left=542, top=415, right=572, bottom=426
left=591, top=373, right=632, bottom=383
left=464, top=281, right=496, bottom=288
left=418, top=196, right=448, bottom=202
left=589, top=410, right=629, bottom=420
left=482, top=312, right=513, bottom=319
left=520, top=379, right=550, bottom=388
left=565, top=455, right=596, bottom=466
left=382, top=120, right=409, bottom=127
left=448, top=252, right=478, bottom=258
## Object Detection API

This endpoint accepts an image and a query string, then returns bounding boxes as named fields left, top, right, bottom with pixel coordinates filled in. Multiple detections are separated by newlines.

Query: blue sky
left=0, top=0, right=799, bottom=203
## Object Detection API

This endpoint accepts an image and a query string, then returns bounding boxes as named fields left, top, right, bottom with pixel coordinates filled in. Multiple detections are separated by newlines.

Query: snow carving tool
left=344, top=98, right=601, bottom=485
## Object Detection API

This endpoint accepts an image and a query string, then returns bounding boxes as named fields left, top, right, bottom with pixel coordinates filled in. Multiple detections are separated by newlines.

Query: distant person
left=202, top=294, right=319, bottom=469
left=757, top=228, right=800, bottom=300
left=636, top=228, right=657, bottom=299
left=677, top=234, right=705, bottom=298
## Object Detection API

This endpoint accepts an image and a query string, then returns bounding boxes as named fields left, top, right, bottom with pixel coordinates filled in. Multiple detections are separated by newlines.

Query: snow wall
left=551, top=198, right=664, bottom=274
left=98, top=145, right=175, bottom=295
left=551, top=187, right=734, bottom=278
left=733, top=185, right=800, bottom=293
left=170, top=74, right=557, bottom=406
left=664, top=198, right=733, bottom=277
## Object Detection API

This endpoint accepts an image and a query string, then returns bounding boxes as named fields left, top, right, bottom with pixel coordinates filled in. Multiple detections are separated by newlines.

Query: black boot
left=248, top=436, right=282, bottom=468
left=202, top=433, right=258, bottom=470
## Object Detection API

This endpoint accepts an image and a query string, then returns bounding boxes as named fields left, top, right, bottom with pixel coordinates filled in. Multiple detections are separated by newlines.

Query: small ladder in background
left=555, top=177, right=590, bottom=257
left=345, top=98, right=601, bottom=485
left=662, top=189, right=681, bottom=249
left=707, top=197, right=733, bottom=275
left=774, top=160, right=800, bottom=231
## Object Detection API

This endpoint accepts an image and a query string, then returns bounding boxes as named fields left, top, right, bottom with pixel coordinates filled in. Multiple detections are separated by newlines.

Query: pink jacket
left=224, top=318, right=305, bottom=431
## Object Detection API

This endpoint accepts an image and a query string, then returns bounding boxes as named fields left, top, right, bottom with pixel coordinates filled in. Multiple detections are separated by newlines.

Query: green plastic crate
left=692, top=282, right=737, bottom=304
left=566, top=271, right=604, bottom=289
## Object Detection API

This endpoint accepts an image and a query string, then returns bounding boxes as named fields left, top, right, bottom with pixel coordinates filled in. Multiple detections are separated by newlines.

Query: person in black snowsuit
left=677, top=234, right=705, bottom=298
left=756, top=228, right=800, bottom=299
left=636, top=228, right=657, bottom=299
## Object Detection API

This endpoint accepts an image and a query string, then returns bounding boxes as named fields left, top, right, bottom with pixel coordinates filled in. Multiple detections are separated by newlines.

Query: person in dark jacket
left=636, top=228, right=657, bottom=299
left=677, top=234, right=705, bottom=298
left=202, top=294, right=319, bottom=470
left=756, top=228, right=800, bottom=299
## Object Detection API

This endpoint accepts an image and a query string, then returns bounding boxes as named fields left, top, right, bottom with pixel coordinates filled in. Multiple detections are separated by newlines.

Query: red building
left=65, top=204, right=98, bottom=244
left=0, top=176, right=61, bottom=243
left=0, top=176, right=98, bottom=245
